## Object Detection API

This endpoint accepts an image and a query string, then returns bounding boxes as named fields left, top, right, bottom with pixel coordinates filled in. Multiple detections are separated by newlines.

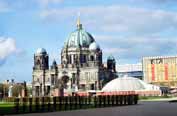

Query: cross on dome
left=77, top=12, right=82, bottom=29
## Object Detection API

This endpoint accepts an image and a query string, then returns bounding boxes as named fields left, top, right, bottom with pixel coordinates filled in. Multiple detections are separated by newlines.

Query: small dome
left=51, top=60, right=57, bottom=69
left=102, top=76, right=160, bottom=92
left=89, top=42, right=100, bottom=51
left=107, top=55, right=115, bottom=60
left=36, top=48, right=47, bottom=55
left=52, top=60, right=57, bottom=66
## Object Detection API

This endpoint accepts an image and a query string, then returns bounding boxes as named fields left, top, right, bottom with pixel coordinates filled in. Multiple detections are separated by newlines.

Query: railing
left=0, top=94, right=138, bottom=115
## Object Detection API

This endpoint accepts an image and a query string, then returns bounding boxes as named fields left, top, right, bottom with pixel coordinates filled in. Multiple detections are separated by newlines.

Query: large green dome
left=65, top=22, right=95, bottom=48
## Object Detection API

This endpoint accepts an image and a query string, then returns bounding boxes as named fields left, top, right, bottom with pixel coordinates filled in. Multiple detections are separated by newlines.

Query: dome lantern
left=76, top=15, right=82, bottom=30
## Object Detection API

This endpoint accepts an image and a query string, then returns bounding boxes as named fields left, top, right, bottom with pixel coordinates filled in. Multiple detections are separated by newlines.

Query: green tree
left=56, top=76, right=69, bottom=96
left=27, top=86, right=32, bottom=97
left=0, top=83, right=9, bottom=98
left=12, top=84, right=23, bottom=97
left=0, top=83, right=3, bottom=93
left=0, top=83, right=3, bottom=98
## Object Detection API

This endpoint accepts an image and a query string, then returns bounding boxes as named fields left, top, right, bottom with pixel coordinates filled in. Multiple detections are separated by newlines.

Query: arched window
left=51, top=75, right=55, bottom=85
left=69, top=55, right=72, bottom=64
left=80, top=54, right=86, bottom=63
left=90, top=55, right=94, bottom=61
left=37, top=78, right=39, bottom=82
left=36, top=59, right=40, bottom=65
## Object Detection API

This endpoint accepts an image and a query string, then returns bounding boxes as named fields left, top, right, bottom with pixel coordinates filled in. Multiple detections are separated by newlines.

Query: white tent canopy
left=102, top=76, right=160, bottom=92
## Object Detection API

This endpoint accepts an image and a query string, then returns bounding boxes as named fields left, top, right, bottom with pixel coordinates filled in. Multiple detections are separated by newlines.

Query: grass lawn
left=0, top=102, right=95, bottom=115
left=139, top=95, right=173, bottom=101
left=0, top=95, right=138, bottom=115
left=0, top=102, right=15, bottom=115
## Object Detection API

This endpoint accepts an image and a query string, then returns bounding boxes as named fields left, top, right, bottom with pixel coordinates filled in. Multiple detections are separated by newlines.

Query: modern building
left=32, top=18, right=117, bottom=97
left=143, top=56, right=177, bottom=88
left=102, top=76, right=161, bottom=96
left=117, top=64, right=143, bottom=79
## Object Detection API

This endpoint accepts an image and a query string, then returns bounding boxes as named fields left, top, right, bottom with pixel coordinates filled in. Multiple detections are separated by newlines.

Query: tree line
left=0, top=83, right=32, bottom=99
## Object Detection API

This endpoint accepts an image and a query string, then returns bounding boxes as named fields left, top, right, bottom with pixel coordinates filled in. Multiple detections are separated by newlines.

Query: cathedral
left=32, top=18, right=117, bottom=97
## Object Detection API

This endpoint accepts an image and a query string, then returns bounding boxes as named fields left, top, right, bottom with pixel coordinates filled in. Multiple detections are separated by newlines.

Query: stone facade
left=32, top=20, right=117, bottom=97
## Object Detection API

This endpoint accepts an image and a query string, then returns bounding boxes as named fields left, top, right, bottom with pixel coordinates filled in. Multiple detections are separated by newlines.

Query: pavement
left=7, top=101, right=177, bottom=116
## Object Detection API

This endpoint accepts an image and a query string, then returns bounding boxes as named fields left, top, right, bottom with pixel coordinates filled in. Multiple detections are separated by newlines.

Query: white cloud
left=38, top=0, right=63, bottom=8
left=104, top=47, right=128, bottom=55
left=40, top=5, right=177, bottom=62
left=137, top=0, right=177, bottom=4
left=0, top=1, right=10, bottom=12
left=0, top=37, right=18, bottom=61
left=40, top=5, right=177, bottom=35
left=97, top=34, right=177, bottom=61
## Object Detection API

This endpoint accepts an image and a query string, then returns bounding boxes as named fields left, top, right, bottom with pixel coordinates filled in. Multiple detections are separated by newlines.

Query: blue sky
left=1, top=0, right=177, bottom=82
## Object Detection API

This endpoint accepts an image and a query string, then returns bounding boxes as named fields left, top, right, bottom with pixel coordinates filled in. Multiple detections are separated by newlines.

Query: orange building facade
left=143, top=56, right=177, bottom=88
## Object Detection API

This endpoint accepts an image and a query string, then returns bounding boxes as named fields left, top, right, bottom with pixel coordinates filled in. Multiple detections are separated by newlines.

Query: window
left=90, top=55, right=94, bottom=61
left=72, top=73, right=76, bottom=84
left=88, top=72, right=90, bottom=81
left=80, top=84, right=86, bottom=90
left=74, top=55, right=76, bottom=63
left=80, top=54, right=86, bottom=63
left=36, top=59, right=40, bottom=65
left=47, top=86, right=50, bottom=95
left=90, top=84, right=94, bottom=90
left=51, top=75, right=55, bottom=85
left=37, top=78, right=39, bottom=82
left=85, top=72, right=88, bottom=81
left=69, top=55, right=72, bottom=64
